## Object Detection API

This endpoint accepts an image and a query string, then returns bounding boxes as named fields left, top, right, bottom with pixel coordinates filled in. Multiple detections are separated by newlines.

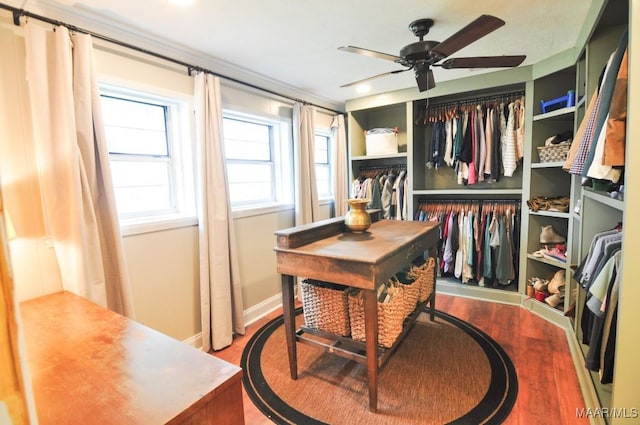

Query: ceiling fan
left=339, top=15, right=526, bottom=92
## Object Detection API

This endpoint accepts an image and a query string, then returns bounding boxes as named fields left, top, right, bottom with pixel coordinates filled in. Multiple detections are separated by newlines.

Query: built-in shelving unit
left=522, top=65, right=576, bottom=317
left=344, top=1, right=629, bottom=420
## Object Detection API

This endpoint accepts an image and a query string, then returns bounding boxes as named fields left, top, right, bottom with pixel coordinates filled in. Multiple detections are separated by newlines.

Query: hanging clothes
left=415, top=200, right=520, bottom=288
left=565, top=29, right=628, bottom=185
left=574, top=227, right=623, bottom=384
left=351, top=166, right=408, bottom=220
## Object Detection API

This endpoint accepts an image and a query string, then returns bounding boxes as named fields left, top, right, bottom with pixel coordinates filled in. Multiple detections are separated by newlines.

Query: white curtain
left=330, top=114, right=348, bottom=217
left=293, top=103, right=320, bottom=225
left=194, top=73, right=245, bottom=352
left=24, top=24, right=135, bottom=317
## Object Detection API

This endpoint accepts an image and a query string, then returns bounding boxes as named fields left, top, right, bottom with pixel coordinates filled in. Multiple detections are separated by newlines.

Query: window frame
left=222, top=110, right=293, bottom=213
left=314, top=131, right=333, bottom=201
left=99, top=83, right=196, bottom=235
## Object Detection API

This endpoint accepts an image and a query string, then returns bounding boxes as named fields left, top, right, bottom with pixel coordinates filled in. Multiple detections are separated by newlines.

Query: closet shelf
left=528, top=210, right=570, bottom=219
left=351, top=153, right=407, bottom=161
left=583, top=187, right=624, bottom=211
left=533, top=106, right=576, bottom=121
left=530, top=161, right=566, bottom=169
left=526, top=254, right=568, bottom=269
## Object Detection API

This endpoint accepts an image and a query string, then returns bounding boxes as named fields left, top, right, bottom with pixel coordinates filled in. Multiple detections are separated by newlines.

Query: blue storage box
left=540, top=90, right=576, bottom=114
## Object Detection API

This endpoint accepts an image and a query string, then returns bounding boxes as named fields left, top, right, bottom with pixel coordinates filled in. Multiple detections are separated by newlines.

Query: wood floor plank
left=211, top=293, right=589, bottom=424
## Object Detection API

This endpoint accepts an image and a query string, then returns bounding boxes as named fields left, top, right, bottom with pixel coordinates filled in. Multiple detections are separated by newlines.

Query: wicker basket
left=537, top=143, right=570, bottom=162
left=408, top=257, right=436, bottom=302
left=392, top=272, right=420, bottom=317
left=348, top=287, right=406, bottom=348
left=301, top=279, right=351, bottom=336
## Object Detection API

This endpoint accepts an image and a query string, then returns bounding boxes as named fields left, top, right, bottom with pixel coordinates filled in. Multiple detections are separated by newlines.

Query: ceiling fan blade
left=340, top=68, right=410, bottom=88
left=432, top=15, right=505, bottom=58
left=438, top=55, right=526, bottom=69
left=338, top=45, right=402, bottom=62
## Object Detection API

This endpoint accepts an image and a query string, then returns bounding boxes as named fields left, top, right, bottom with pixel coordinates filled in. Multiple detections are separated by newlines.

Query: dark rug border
left=241, top=307, right=518, bottom=425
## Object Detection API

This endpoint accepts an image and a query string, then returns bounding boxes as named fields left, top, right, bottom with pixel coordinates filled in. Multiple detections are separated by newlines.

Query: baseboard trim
left=437, top=279, right=522, bottom=306
left=242, top=293, right=282, bottom=328
left=182, top=293, right=283, bottom=352
left=182, top=332, right=203, bottom=350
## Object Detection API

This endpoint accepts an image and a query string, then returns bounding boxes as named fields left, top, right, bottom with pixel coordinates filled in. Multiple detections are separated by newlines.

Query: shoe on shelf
left=540, top=225, right=566, bottom=244
left=547, top=270, right=566, bottom=294
left=528, top=277, right=549, bottom=292
left=541, top=245, right=567, bottom=263
left=531, top=249, right=546, bottom=258
left=545, top=290, right=565, bottom=308
left=547, top=196, right=570, bottom=213
left=527, top=196, right=548, bottom=212
left=527, top=196, right=570, bottom=213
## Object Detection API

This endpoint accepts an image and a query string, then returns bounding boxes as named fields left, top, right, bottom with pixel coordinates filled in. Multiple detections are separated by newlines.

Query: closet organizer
left=415, top=200, right=521, bottom=289
left=563, top=27, right=628, bottom=395
left=412, top=90, right=525, bottom=293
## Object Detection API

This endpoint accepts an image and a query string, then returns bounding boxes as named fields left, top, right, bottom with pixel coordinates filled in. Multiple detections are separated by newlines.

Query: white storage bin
left=365, top=128, right=398, bottom=155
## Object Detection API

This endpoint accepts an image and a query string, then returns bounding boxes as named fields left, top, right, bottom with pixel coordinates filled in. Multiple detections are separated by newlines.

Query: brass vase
left=344, top=199, right=371, bottom=233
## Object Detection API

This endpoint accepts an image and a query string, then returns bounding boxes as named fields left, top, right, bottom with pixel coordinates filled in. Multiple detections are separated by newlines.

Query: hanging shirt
left=514, top=98, right=525, bottom=160
left=502, top=102, right=518, bottom=177
left=444, top=119, right=454, bottom=167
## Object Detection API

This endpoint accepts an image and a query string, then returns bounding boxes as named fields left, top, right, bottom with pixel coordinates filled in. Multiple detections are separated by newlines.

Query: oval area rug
left=241, top=307, right=517, bottom=424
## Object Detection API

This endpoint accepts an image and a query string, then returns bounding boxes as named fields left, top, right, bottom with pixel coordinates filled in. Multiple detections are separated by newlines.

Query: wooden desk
left=20, top=291, right=244, bottom=425
left=274, top=218, right=439, bottom=412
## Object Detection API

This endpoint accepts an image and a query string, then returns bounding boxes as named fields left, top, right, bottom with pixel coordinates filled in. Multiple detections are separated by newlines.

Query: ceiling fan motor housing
left=399, top=40, right=443, bottom=65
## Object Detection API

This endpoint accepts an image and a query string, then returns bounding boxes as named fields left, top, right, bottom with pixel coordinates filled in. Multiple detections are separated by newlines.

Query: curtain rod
left=0, top=3, right=343, bottom=115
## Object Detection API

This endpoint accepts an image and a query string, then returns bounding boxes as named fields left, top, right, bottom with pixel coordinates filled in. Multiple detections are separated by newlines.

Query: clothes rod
left=418, top=90, right=525, bottom=110
left=0, top=3, right=343, bottom=115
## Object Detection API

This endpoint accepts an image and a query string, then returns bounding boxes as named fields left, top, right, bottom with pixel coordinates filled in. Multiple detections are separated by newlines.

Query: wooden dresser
left=20, top=291, right=244, bottom=424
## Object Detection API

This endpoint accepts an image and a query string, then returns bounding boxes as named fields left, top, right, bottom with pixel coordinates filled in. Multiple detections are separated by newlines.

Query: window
left=314, top=133, right=332, bottom=199
left=100, top=86, right=195, bottom=227
left=222, top=113, right=292, bottom=209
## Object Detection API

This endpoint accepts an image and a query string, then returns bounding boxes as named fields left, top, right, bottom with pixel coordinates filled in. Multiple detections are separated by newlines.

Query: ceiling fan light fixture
left=415, top=67, right=435, bottom=92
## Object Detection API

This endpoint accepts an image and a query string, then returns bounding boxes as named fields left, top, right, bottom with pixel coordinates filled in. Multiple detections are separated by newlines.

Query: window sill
left=231, top=199, right=335, bottom=219
left=120, top=214, right=198, bottom=237
left=232, top=203, right=294, bottom=219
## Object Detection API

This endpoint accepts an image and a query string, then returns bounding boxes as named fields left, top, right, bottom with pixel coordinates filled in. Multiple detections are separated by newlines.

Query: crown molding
left=11, top=0, right=344, bottom=112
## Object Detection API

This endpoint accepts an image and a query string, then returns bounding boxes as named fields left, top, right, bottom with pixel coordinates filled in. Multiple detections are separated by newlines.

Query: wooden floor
left=211, top=293, right=590, bottom=425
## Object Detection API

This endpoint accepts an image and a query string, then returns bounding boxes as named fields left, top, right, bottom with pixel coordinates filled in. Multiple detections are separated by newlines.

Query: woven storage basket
left=301, top=279, right=350, bottom=336
left=348, top=287, right=406, bottom=348
left=408, top=257, right=436, bottom=302
left=537, top=143, right=570, bottom=162
left=392, top=273, right=420, bottom=317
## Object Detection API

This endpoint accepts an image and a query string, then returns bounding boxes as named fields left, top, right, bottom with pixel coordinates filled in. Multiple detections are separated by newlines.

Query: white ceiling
left=10, top=0, right=596, bottom=110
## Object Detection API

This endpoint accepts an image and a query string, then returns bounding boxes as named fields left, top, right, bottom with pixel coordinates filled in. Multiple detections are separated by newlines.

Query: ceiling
left=9, top=0, right=597, bottom=110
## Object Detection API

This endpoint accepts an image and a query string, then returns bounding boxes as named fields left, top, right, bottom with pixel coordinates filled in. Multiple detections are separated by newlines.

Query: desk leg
left=364, top=289, right=378, bottom=412
left=281, top=274, right=298, bottom=380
